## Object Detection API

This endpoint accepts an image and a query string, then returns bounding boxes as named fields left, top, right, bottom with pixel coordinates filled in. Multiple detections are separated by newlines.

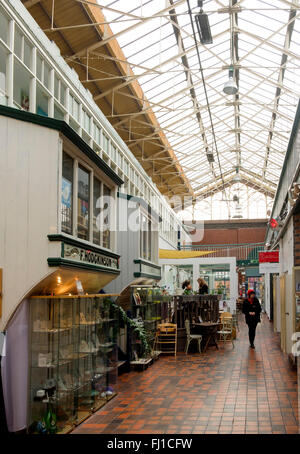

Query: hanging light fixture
left=206, top=151, right=215, bottom=163
left=195, top=1, right=213, bottom=45
left=232, top=167, right=241, bottom=182
left=223, top=65, right=238, bottom=95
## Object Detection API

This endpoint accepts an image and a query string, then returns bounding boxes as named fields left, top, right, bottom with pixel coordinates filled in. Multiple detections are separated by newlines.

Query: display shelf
left=75, top=411, right=91, bottom=426
left=57, top=424, right=74, bottom=435
left=28, top=295, right=119, bottom=434
left=121, top=285, right=173, bottom=362
left=32, top=328, right=72, bottom=333
left=106, top=392, right=117, bottom=402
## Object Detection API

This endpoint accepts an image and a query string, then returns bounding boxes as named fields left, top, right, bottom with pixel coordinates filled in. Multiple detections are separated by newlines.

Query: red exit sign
left=259, top=251, right=279, bottom=263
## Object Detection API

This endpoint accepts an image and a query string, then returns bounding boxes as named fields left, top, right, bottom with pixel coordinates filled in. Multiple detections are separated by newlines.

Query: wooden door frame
left=273, top=274, right=277, bottom=332
left=280, top=273, right=286, bottom=353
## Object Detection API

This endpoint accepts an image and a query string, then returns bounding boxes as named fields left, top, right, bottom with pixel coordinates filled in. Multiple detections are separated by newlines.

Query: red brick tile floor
left=72, top=314, right=299, bottom=435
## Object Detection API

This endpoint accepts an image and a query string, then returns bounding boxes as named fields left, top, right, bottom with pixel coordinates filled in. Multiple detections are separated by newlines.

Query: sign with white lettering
left=259, top=262, right=280, bottom=274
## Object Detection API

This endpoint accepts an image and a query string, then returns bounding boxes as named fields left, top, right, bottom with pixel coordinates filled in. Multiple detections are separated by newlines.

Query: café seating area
left=154, top=295, right=238, bottom=355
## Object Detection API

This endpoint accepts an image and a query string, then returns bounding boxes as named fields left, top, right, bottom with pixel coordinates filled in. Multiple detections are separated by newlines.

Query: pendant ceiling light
left=233, top=167, right=241, bottom=182
left=195, top=1, right=213, bottom=45
left=223, top=65, right=238, bottom=95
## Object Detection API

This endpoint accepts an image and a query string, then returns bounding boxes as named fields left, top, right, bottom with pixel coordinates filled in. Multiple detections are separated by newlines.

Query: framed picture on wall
left=133, top=292, right=141, bottom=306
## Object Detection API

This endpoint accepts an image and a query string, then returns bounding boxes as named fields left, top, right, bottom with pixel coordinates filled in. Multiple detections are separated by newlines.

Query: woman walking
left=242, top=289, right=261, bottom=349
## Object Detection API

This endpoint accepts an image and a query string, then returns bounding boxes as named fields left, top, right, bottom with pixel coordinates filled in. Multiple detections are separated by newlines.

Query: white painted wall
left=0, top=116, right=61, bottom=330
left=159, top=236, right=177, bottom=251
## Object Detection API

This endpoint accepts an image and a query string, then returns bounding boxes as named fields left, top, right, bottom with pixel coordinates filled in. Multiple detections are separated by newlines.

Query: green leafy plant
left=104, top=298, right=151, bottom=357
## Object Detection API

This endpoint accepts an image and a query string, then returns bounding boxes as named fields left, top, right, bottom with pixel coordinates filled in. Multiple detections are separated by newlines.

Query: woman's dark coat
left=199, top=284, right=209, bottom=295
left=242, top=297, right=261, bottom=325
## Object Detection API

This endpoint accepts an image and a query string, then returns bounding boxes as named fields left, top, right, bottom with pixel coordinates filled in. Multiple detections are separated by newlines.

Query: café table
left=192, top=322, right=219, bottom=352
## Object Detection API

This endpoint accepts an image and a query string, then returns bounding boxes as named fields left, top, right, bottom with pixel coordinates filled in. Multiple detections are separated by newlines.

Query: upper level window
left=82, top=109, right=91, bottom=135
left=36, top=82, right=49, bottom=116
left=0, top=45, right=7, bottom=105
left=77, top=165, right=90, bottom=241
left=140, top=212, right=153, bottom=262
left=103, top=134, right=109, bottom=154
left=93, top=176, right=101, bottom=246
left=69, top=94, right=80, bottom=122
left=102, top=185, right=111, bottom=249
left=60, top=151, right=114, bottom=250
left=94, top=124, right=101, bottom=146
left=54, top=75, right=66, bottom=106
left=111, top=145, right=116, bottom=163
left=61, top=152, right=73, bottom=235
left=13, top=59, right=31, bottom=110
left=0, top=7, right=9, bottom=45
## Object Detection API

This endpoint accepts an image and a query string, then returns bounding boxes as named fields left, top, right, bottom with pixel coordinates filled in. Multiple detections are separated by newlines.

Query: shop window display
left=61, top=152, right=73, bottom=235
left=77, top=165, right=90, bottom=241
left=102, top=185, right=111, bottom=249
left=28, top=296, right=118, bottom=434
left=93, top=176, right=102, bottom=246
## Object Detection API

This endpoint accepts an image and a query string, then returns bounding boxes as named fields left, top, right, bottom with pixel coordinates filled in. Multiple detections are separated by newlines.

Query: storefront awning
left=159, top=250, right=215, bottom=259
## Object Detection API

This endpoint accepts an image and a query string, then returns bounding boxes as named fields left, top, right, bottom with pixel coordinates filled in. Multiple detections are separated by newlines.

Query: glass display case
left=28, top=295, right=118, bottom=434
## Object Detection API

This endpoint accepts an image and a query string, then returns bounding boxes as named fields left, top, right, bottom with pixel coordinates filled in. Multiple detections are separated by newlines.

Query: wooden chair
left=220, top=311, right=232, bottom=321
left=184, top=319, right=202, bottom=354
left=154, top=323, right=177, bottom=356
left=232, top=310, right=239, bottom=332
left=217, top=317, right=234, bottom=348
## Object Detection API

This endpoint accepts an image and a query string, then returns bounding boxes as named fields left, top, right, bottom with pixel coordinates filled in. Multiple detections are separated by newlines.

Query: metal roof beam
left=262, top=7, right=297, bottom=179
left=70, top=0, right=188, bottom=58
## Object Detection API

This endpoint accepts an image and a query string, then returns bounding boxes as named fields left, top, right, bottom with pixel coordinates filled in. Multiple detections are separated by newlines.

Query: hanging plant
left=104, top=298, right=151, bottom=357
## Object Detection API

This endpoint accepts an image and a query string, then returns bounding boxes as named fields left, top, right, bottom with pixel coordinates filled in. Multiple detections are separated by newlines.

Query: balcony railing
left=181, top=242, right=265, bottom=263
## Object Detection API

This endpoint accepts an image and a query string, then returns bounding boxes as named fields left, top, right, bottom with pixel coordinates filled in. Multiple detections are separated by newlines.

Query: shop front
left=0, top=106, right=122, bottom=433
left=159, top=257, right=238, bottom=312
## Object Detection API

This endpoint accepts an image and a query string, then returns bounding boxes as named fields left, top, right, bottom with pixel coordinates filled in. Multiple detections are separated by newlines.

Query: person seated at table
left=197, top=277, right=209, bottom=295
left=182, top=280, right=193, bottom=295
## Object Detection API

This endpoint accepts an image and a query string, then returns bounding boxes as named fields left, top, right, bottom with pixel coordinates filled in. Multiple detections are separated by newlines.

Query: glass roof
left=96, top=0, right=300, bottom=218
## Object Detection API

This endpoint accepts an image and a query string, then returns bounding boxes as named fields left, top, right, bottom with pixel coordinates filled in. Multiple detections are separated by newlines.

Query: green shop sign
left=47, top=234, right=120, bottom=273
left=237, top=259, right=259, bottom=267
left=63, top=243, right=119, bottom=269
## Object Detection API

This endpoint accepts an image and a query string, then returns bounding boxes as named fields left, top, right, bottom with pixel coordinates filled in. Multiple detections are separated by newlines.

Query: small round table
left=192, top=322, right=220, bottom=352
